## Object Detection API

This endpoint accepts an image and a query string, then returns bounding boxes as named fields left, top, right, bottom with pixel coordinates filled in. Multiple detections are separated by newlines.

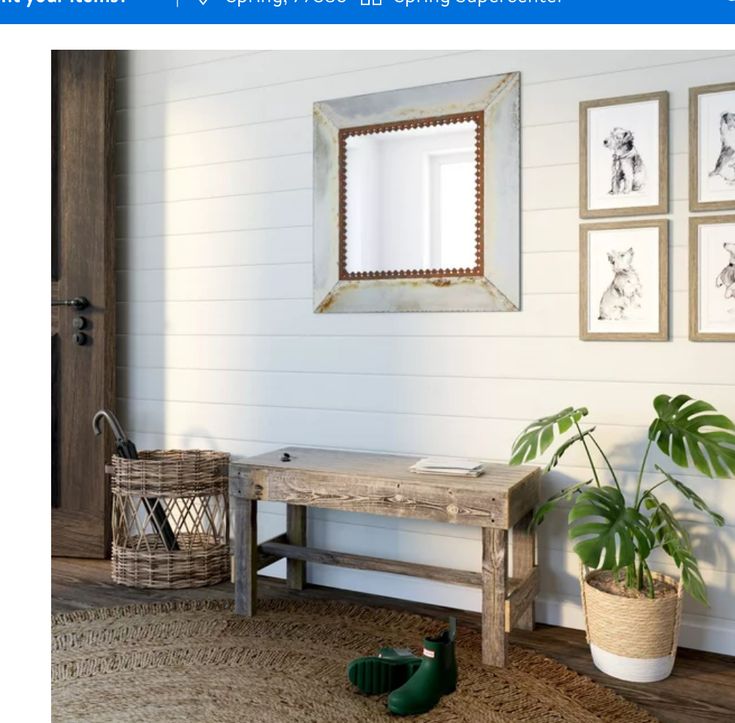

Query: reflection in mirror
left=340, top=113, right=482, bottom=280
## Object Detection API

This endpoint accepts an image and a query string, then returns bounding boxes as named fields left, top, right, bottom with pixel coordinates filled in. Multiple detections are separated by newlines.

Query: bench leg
left=286, top=504, right=307, bottom=591
left=482, top=527, right=508, bottom=667
left=513, top=511, right=536, bottom=631
left=234, top=497, right=257, bottom=616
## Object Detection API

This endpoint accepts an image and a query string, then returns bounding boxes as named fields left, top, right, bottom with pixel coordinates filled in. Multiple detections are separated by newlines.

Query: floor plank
left=52, top=558, right=735, bottom=722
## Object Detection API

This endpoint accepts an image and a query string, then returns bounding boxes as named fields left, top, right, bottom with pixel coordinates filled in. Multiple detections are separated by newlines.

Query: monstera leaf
left=649, top=395, right=735, bottom=478
left=655, top=465, right=725, bottom=527
left=510, top=407, right=588, bottom=466
left=530, top=479, right=593, bottom=529
left=644, top=493, right=708, bottom=605
left=569, top=486, right=655, bottom=570
left=544, top=427, right=596, bottom=473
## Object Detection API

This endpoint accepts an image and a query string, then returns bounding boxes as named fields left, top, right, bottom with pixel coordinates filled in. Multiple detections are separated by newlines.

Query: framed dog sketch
left=580, top=220, right=668, bottom=341
left=689, top=215, right=735, bottom=341
left=690, top=82, right=735, bottom=212
left=580, top=92, right=668, bottom=218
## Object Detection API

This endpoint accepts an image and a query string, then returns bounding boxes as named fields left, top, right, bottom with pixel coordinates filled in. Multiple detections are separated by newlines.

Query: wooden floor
left=53, top=558, right=735, bottom=723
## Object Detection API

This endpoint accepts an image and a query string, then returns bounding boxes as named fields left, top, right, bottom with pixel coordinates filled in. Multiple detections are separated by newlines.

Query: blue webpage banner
left=0, top=0, right=733, bottom=25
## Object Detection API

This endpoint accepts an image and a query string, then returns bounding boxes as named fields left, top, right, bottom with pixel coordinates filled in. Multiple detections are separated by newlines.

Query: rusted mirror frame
left=338, top=111, right=485, bottom=281
left=314, top=72, right=521, bottom=313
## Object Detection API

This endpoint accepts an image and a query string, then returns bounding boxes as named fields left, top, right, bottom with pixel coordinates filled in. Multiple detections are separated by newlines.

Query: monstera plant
left=509, top=395, right=735, bottom=683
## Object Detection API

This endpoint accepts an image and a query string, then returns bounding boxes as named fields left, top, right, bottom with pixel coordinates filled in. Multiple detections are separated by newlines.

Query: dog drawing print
left=710, top=112, right=735, bottom=185
left=716, top=242, right=735, bottom=300
left=604, top=128, right=647, bottom=195
left=598, top=247, right=643, bottom=320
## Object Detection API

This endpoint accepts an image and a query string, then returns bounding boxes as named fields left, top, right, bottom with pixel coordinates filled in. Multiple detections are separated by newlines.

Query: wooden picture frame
left=689, top=215, right=735, bottom=342
left=689, top=82, right=735, bottom=212
left=580, top=219, right=669, bottom=341
left=580, top=92, right=668, bottom=218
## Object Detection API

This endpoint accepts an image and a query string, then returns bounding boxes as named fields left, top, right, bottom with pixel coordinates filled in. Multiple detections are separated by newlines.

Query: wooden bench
left=229, top=447, right=540, bottom=667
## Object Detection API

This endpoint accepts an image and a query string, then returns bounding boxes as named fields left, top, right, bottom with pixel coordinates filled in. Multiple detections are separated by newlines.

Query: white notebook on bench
left=409, top=457, right=485, bottom=477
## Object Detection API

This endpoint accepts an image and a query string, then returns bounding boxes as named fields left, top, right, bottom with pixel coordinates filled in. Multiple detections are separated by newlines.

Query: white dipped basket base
left=590, top=643, right=676, bottom=683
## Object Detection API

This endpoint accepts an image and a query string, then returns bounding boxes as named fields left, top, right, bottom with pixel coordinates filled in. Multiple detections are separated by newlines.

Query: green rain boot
left=387, top=618, right=457, bottom=716
left=347, top=647, right=423, bottom=696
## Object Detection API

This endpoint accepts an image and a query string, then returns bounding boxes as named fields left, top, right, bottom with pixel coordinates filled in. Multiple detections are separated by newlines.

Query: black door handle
left=52, top=296, right=89, bottom=310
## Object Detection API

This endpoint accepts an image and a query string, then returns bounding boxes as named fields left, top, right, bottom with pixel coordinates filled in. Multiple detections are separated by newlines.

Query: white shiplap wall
left=116, top=50, right=735, bottom=655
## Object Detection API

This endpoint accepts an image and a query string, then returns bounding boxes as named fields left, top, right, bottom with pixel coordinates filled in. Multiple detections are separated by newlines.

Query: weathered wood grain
left=505, top=568, right=539, bottom=634
left=233, top=497, right=257, bottom=616
left=483, top=527, right=508, bottom=667
left=512, top=511, right=536, bottom=631
left=507, top=470, right=541, bottom=528
left=231, top=447, right=539, bottom=529
left=231, top=447, right=539, bottom=667
left=52, top=50, right=117, bottom=558
left=259, top=540, right=483, bottom=587
left=286, top=505, right=307, bottom=590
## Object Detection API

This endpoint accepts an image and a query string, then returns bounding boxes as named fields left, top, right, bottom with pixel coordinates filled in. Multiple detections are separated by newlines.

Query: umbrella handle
left=92, top=409, right=128, bottom=447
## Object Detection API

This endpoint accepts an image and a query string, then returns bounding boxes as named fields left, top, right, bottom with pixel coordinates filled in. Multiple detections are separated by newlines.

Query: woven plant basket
left=581, top=568, right=683, bottom=683
left=110, top=450, right=230, bottom=589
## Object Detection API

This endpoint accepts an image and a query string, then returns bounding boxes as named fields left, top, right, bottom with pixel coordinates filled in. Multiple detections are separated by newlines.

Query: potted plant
left=509, top=394, right=734, bottom=683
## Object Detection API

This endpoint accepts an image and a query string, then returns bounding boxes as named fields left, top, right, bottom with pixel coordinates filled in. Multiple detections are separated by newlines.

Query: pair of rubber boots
left=347, top=618, right=457, bottom=716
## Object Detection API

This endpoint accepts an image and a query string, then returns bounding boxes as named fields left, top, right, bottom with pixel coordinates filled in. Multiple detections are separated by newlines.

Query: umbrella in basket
left=93, top=409, right=179, bottom=551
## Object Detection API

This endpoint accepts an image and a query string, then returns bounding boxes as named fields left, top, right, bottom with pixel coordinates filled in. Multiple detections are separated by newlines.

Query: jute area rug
left=52, top=598, right=656, bottom=722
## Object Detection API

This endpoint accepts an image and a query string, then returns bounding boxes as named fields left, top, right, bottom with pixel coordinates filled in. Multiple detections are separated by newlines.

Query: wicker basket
left=581, top=568, right=683, bottom=682
left=110, top=450, right=230, bottom=589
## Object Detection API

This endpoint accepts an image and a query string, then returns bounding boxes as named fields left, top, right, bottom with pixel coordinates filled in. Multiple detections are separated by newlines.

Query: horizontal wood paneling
left=118, top=368, right=735, bottom=424
left=120, top=295, right=718, bottom=341
left=117, top=50, right=717, bottom=110
left=116, top=292, right=698, bottom=338
left=118, top=171, right=698, bottom=248
left=117, top=51, right=465, bottom=110
left=118, top=51, right=259, bottom=78
left=118, top=152, right=312, bottom=206
left=117, top=52, right=734, bottom=141
left=117, top=226, right=311, bottom=270
left=118, top=335, right=733, bottom=384
left=117, top=50, right=735, bottom=655
left=116, top=105, right=687, bottom=179
left=116, top=106, right=689, bottom=186
left=117, top=116, right=312, bottom=174
left=119, top=149, right=691, bottom=210
left=116, top=246, right=691, bottom=300
left=116, top=198, right=695, bottom=270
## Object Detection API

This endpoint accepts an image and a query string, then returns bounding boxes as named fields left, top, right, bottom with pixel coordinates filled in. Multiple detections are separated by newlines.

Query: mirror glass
left=342, top=117, right=481, bottom=278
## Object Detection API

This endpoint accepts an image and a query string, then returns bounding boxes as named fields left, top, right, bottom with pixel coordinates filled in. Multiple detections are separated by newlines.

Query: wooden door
left=52, top=50, right=116, bottom=558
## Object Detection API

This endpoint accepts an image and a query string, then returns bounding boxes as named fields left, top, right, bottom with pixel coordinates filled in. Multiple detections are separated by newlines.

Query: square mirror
left=314, top=73, right=520, bottom=313
left=342, top=114, right=482, bottom=279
